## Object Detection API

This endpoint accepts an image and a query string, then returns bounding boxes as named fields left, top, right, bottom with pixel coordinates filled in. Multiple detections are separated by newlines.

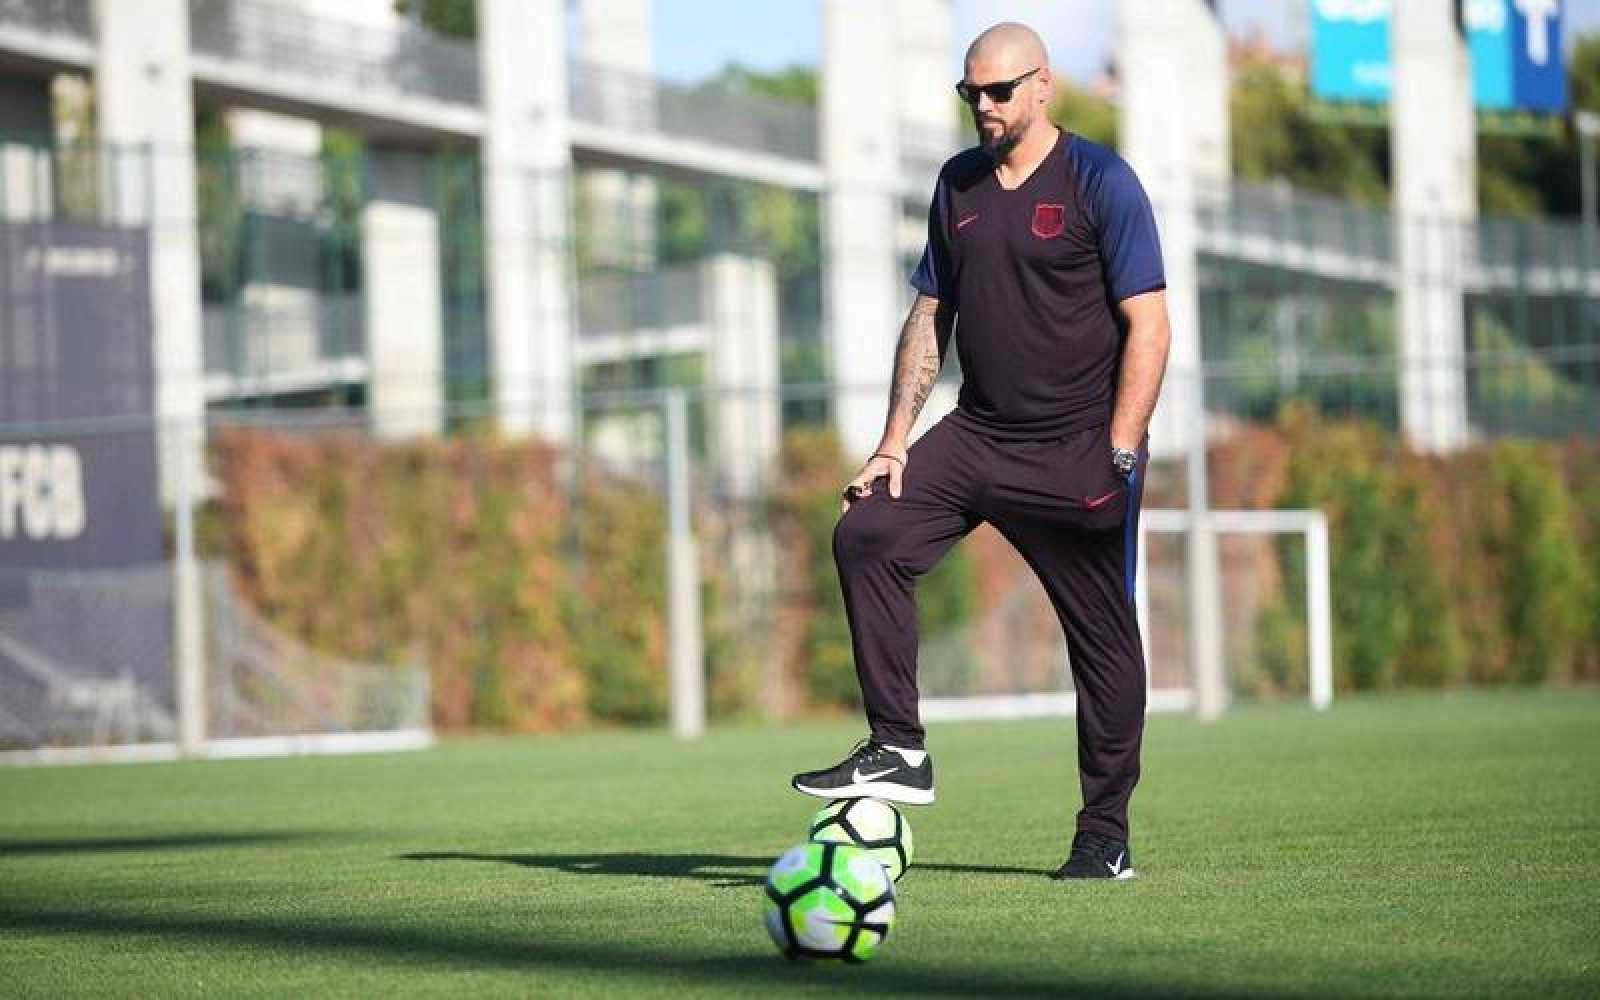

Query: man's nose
left=975, top=91, right=996, bottom=114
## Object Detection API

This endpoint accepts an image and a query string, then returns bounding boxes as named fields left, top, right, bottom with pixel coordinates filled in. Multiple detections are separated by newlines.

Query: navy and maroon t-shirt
left=910, top=128, right=1165, bottom=441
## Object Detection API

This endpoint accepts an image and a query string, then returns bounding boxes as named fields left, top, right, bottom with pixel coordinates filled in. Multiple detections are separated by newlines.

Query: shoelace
left=845, top=738, right=892, bottom=766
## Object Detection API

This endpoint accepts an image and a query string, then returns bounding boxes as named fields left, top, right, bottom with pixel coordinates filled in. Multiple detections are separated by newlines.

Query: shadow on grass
left=0, top=832, right=335, bottom=857
left=0, top=898, right=1288, bottom=999
left=399, top=851, right=1053, bottom=887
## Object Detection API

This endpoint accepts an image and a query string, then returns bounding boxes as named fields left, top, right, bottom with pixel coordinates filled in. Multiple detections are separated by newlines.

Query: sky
left=651, top=0, right=1600, bottom=85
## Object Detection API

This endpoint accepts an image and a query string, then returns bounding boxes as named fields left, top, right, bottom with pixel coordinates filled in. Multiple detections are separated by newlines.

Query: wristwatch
left=1111, top=447, right=1138, bottom=478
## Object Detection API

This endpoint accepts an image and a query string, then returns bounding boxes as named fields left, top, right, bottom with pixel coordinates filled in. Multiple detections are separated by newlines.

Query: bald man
left=791, top=22, right=1170, bottom=881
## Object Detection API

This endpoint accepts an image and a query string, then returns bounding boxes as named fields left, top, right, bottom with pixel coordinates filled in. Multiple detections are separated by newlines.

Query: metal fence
left=0, top=132, right=1597, bottom=755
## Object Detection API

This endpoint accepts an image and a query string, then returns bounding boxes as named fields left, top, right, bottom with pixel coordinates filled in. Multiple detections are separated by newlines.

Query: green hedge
left=1234, top=407, right=1596, bottom=693
left=209, top=415, right=1597, bottom=733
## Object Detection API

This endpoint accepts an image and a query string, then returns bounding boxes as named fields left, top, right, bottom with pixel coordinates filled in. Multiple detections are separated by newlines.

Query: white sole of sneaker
left=1055, top=867, right=1138, bottom=881
left=792, top=780, right=935, bottom=805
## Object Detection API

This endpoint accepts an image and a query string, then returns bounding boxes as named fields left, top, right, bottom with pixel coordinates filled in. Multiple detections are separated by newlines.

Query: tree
left=1047, top=77, right=1116, bottom=148
left=1230, top=63, right=1389, bottom=204
left=394, top=0, right=474, bottom=39
left=710, top=63, right=817, bottom=105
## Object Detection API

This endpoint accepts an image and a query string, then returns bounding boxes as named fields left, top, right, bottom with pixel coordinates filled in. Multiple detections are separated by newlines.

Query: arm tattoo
left=888, top=297, right=950, bottom=429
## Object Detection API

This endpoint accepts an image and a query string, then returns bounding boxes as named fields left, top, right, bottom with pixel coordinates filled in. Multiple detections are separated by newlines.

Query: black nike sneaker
left=790, top=738, right=935, bottom=805
left=1051, top=830, right=1136, bottom=880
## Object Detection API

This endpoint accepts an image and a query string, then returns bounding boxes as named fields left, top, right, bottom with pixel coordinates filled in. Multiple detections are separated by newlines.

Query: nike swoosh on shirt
left=1085, top=491, right=1120, bottom=509
left=956, top=213, right=979, bottom=229
left=852, top=767, right=898, bottom=783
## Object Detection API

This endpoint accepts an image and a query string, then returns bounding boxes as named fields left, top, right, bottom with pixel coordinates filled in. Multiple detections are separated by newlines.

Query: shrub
left=1273, top=406, right=1465, bottom=690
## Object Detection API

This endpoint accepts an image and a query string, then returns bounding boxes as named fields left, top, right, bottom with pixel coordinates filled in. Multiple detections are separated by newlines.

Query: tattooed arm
left=841, top=293, right=956, bottom=511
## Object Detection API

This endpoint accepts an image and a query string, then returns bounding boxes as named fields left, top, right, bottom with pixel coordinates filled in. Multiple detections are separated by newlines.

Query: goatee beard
left=978, top=119, right=1025, bottom=159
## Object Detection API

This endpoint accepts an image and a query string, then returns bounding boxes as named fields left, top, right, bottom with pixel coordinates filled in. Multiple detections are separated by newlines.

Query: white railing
left=0, top=0, right=92, bottom=40
left=188, top=0, right=479, bottom=106
left=569, top=59, right=819, bottom=163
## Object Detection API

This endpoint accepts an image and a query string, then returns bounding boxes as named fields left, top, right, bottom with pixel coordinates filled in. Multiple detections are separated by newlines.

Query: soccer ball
left=808, top=798, right=915, bottom=881
left=762, top=841, right=896, bottom=962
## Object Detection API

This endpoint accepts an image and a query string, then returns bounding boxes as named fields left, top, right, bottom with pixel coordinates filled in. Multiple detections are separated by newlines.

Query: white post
left=663, top=388, right=705, bottom=739
left=1186, top=411, right=1226, bottom=721
left=1307, top=511, right=1334, bottom=711
left=172, top=421, right=206, bottom=755
left=1135, top=519, right=1152, bottom=710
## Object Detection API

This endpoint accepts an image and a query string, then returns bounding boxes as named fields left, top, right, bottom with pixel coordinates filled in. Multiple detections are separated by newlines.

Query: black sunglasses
left=955, top=67, right=1041, bottom=105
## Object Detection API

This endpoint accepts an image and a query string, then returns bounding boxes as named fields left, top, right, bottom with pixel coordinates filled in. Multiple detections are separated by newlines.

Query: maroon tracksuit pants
left=831, top=415, right=1149, bottom=840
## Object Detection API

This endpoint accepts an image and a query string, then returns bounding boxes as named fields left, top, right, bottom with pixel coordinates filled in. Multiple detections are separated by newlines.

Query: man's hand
left=840, top=447, right=908, bottom=513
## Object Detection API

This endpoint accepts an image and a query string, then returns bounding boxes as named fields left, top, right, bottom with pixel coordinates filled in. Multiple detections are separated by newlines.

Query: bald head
left=965, top=21, right=1049, bottom=77
left=960, top=22, right=1053, bottom=161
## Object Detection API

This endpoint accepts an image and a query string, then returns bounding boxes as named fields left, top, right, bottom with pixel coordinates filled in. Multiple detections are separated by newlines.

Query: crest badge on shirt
left=1031, top=202, right=1066, bottom=239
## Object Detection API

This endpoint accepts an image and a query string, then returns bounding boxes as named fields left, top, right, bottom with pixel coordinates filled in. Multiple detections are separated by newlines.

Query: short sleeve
left=910, top=177, right=956, bottom=305
left=1087, top=158, right=1165, bottom=303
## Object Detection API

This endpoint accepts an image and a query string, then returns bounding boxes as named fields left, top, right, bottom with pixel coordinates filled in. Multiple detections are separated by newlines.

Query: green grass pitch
left=1, top=689, right=1596, bottom=997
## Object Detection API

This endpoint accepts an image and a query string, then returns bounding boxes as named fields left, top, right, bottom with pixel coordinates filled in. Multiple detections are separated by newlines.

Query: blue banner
left=1468, top=0, right=1515, bottom=107
left=1510, top=0, right=1567, bottom=111
left=1310, top=0, right=1392, bottom=102
left=1312, top=0, right=1567, bottom=113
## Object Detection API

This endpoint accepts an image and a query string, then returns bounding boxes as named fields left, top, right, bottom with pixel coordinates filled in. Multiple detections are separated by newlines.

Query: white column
left=1117, top=0, right=1229, bottom=462
left=577, top=0, right=656, bottom=270
left=703, top=253, right=781, bottom=499
left=0, top=77, right=54, bottom=221
left=823, top=0, right=902, bottom=458
left=1392, top=1, right=1474, bottom=452
left=702, top=253, right=780, bottom=710
left=576, top=0, right=652, bottom=123
left=94, top=0, right=203, bottom=502
left=1117, top=0, right=1230, bottom=720
left=228, top=111, right=322, bottom=379
left=478, top=0, right=574, bottom=442
left=0, top=143, right=51, bottom=222
left=363, top=149, right=444, bottom=439
left=894, top=0, right=957, bottom=187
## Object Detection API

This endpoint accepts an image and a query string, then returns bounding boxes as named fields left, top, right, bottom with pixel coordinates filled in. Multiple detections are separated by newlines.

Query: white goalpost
left=918, top=508, right=1333, bottom=722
